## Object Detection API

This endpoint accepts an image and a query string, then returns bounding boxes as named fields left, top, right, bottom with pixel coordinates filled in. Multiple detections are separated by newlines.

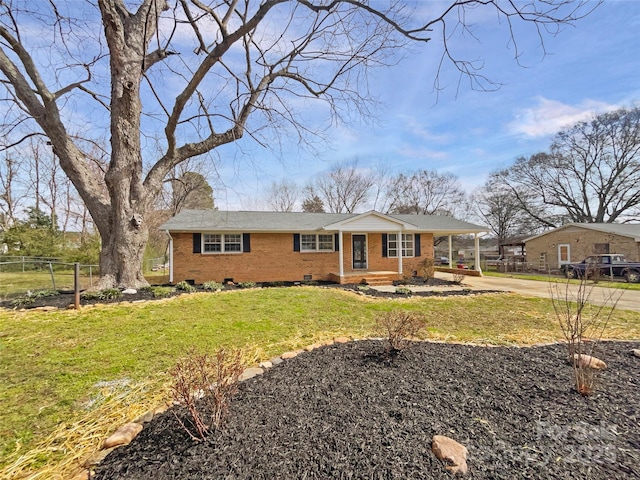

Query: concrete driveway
left=439, top=272, right=640, bottom=313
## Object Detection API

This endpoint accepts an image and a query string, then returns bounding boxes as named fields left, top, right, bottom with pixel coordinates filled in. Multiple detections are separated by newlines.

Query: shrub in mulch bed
left=1, top=278, right=496, bottom=310
left=94, top=340, right=640, bottom=480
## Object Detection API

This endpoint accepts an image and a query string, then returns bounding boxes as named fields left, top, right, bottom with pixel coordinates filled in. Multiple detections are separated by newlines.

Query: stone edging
left=71, top=337, right=640, bottom=479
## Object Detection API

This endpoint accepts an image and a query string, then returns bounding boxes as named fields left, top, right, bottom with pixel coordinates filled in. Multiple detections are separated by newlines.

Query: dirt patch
left=94, top=340, right=640, bottom=480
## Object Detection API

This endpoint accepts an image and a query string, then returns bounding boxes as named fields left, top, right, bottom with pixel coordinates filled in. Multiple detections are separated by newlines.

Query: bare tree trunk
left=98, top=220, right=149, bottom=288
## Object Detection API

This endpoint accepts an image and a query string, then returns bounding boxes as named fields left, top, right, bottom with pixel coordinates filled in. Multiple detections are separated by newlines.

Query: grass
left=483, top=270, right=640, bottom=290
left=1, top=287, right=639, bottom=478
left=0, top=270, right=170, bottom=299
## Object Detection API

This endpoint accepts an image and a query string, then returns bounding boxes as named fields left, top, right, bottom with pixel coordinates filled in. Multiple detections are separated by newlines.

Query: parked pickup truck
left=561, top=254, right=640, bottom=283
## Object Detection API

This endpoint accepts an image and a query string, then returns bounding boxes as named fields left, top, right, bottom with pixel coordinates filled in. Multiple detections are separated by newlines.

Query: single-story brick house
left=524, top=223, right=640, bottom=272
left=160, top=210, right=488, bottom=284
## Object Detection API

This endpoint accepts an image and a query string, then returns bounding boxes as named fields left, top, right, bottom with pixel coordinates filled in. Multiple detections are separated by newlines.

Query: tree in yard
left=0, top=0, right=599, bottom=288
left=0, top=152, right=23, bottom=231
left=306, top=160, right=375, bottom=213
left=301, top=194, right=325, bottom=213
left=385, top=170, right=466, bottom=217
left=497, top=107, right=640, bottom=227
left=169, top=171, right=215, bottom=214
left=2, top=207, right=63, bottom=258
left=471, top=173, right=546, bottom=248
left=266, top=179, right=298, bottom=212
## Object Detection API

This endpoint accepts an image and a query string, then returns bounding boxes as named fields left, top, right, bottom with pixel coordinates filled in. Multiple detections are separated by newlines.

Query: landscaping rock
left=260, top=360, right=273, bottom=369
left=270, top=357, right=284, bottom=365
left=154, top=404, right=169, bottom=415
left=239, top=367, right=264, bottom=381
left=281, top=350, right=302, bottom=359
left=133, top=410, right=155, bottom=424
left=632, top=349, right=640, bottom=358
left=69, top=467, right=93, bottom=479
left=572, top=354, right=607, bottom=370
left=334, top=336, right=350, bottom=343
left=102, top=422, right=143, bottom=449
left=84, top=447, right=117, bottom=466
left=304, top=343, right=322, bottom=352
left=34, top=305, right=58, bottom=312
left=122, top=288, right=137, bottom=295
left=432, top=435, right=469, bottom=475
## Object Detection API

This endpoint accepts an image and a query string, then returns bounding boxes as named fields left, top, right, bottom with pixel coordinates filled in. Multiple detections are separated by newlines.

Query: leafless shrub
left=549, top=275, right=621, bottom=396
left=418, top=257, right=435, bottom=280
left=169, top=347, right=244, bottom=441
left=452, top=270, right=465, bottom=284
left=376, top=310, right=426, bottom=353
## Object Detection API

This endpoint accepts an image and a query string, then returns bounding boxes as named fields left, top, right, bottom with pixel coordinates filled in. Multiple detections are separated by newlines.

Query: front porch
left=328, top=271, right=401, bottom=285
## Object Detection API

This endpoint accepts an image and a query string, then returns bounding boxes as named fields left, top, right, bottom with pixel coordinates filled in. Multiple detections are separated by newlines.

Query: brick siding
left=171, top=232, right=434, bottom=284
left=526, top=226, right=640, bottom=272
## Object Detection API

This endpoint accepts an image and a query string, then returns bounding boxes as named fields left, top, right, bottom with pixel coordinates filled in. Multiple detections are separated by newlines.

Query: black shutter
left=243, top=233, right=251, bottom=253
left=415, top=234, right=421, bottom=257
left=382, top=233, right=388, bottom=258
left=193, top=233, right=201, bottom=253
left=293, top=233, right=300, bottom=252
left=334, top=233, right=340, bottom=251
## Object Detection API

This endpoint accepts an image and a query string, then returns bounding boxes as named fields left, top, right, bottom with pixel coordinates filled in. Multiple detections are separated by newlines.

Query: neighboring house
left=160, top=210, right=488, bottom=284
left=524, top=223, right=640, bottom=272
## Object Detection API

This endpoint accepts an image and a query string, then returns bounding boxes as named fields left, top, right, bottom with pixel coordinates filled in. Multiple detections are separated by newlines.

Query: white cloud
left=508, top=97, right=620, bottom=137
left=397, top=145, right=449, bottom=161
left=397, top=114, right=452, bottom=143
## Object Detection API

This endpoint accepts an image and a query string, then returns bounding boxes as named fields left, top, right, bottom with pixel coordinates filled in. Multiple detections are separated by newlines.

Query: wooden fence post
left=74, top=263, right=80, bottom=310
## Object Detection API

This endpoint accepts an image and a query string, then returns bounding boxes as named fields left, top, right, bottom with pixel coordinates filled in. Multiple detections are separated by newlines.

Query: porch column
left=448, top=235, right=453, bottom=267
left=338, top=229, right=344, bottom=277
left=397, top=229, right=403, bottom=275
left=474, top=233, right=483, bottom=274
left=167, top=232, right=174, bottom=283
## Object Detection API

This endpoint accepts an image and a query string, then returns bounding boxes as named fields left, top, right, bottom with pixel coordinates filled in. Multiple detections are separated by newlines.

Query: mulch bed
left=1, top=277, right=496, bottom=310
left=94, top=340, right=640, bottom=480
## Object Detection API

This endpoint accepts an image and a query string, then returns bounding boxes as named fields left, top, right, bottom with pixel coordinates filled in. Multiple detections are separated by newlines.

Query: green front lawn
left=1, top=287, right=639, bottom=478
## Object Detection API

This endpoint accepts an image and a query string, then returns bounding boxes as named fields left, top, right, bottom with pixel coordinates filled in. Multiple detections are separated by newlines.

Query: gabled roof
left=160, top=209, right=488, bottom=235
left=524, top=223, right=640, bottom=243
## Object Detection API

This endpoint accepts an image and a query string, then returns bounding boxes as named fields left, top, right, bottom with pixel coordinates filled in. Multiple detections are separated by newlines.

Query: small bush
left=150, top=286, right=174, bottom=298
left=356, top=285, right=370, bottom=292
left=80, top=288, right=122, bottom=300
left=10, top=289, right=60, bottom=307
left=203, top=281, right=224, bottom=291
left=169, top=347, right=244, bottom=441
left=418, top=257, right=435, bottom=280
left=395, top=286, right=412, bottom=295
left=175, top=280, right=197, bottom=293
left=452, top=271, right=465, bottom=284
left=11, top=296, right=35, bottom=307
left=549, top=274, right=621, bottom=396
left=375, top=310, right=426, bottom=353
left=237, top=281, right=256, bottom=289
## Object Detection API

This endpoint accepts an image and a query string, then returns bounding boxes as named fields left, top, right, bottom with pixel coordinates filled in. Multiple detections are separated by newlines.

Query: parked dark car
left=560, top=254, right=640, bottom=283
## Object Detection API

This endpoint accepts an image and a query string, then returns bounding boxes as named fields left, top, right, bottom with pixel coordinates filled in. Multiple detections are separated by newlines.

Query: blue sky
left=211, top=0, right=640, bottom=210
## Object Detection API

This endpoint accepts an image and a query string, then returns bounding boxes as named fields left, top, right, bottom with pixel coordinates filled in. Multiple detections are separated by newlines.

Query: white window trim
left=300, top=233, right=335, bottom=253
left=387, top=233, right=414, bottom=258
left=202, top=233, right=243, bottom=254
